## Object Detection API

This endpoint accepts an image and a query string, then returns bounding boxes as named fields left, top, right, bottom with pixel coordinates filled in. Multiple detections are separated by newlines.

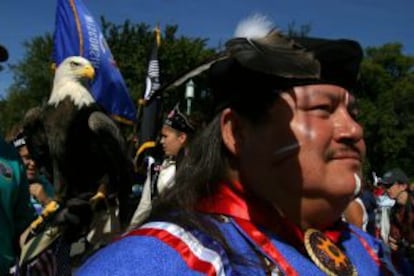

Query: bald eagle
left=23, top=56, right=133, bottom=236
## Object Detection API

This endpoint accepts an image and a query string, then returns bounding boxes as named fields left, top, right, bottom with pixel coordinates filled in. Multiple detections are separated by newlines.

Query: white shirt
left=376, top=194, right=396, bottom=242
left=128, top=159, right=176, bottom=229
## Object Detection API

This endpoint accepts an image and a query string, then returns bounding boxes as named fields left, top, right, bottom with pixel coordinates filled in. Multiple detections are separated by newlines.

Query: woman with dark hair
left=128, top=105, right=197, bottom=229
left=79, top=15, right=396, bottom=275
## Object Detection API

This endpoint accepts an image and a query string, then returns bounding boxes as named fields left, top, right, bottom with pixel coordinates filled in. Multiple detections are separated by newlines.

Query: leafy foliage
left=358, top=43, right=414, bottom=176
left=0, top=34, right=54, bottom=136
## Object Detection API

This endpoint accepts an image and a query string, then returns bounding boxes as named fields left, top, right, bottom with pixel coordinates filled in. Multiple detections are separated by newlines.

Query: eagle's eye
left=70, top=61, right=80, bottom=68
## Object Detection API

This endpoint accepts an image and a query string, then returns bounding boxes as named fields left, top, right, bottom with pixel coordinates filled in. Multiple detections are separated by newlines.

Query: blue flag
left=53, top=0, right=136, bottom=124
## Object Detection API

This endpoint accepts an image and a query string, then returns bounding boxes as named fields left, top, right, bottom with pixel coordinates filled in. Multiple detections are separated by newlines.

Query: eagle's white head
left=48, top=56, right=96, bottom=108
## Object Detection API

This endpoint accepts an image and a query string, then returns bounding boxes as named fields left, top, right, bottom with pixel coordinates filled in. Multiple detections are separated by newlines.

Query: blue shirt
left=78, top=216, right=396, bottom=275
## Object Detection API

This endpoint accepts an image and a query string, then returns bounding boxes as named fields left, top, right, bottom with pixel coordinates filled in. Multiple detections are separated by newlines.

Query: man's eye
left=306, top=104, right=333, bottom=117
left=314, top=105, right=332, bottom=111
left=309, top=104, right=333, bottom=113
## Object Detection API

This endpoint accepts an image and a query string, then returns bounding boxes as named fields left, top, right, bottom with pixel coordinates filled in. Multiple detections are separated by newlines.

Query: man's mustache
left=325, top=145, right=363, bottom=161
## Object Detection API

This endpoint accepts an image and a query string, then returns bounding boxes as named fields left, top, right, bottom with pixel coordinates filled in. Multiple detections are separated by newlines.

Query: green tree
left=358, top=43, right=414, bottom=176
left=0, top=19, right=216, bottom=135
left=0, top=35, right=54, bottom=135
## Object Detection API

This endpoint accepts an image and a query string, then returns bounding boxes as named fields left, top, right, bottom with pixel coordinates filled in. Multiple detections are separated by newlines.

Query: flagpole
left=135, top=25, right=162, bottom=161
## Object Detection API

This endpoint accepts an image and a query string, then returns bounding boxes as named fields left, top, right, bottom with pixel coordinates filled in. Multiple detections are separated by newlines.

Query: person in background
left=78, top=15, right=397, bottom=275
left=343, top=195, right=369, bottom=231
left=128, top=105, right=196, bottom=229
left=359, top=180, right=379, bottom=236
left=382, top=168, right=414, bottom=274
left=4, top=120, right=70, bottom=276
left=343, top=179, right=378, bottom=234
left=374, top=178, right=396, bottom=243
left=0, top=134, right=37, bottom=275
left=0, top=43, right=37, bottom=276
left=8, top=130, right=54, bottom=215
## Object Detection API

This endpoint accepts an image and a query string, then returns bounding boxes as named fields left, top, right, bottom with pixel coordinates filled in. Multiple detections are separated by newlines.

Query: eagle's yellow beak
left=82, top=64, right=95, bottom=80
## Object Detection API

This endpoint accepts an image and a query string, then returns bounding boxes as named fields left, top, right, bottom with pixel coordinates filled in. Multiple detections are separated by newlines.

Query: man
left=128, top=105, right=195, bottom=228
left=79, top=16, right=396, bottom=275
left=0, top=135, right=37, bottom=275
left=382, top=168, right=414, bottom=274
left=383, top=168, right=410, bottom=205
left=10, top=130, right=54, bottom=214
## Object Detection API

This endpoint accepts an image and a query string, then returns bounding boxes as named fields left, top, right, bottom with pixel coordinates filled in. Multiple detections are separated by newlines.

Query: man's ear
left=220, top=108, right=245, bottom=156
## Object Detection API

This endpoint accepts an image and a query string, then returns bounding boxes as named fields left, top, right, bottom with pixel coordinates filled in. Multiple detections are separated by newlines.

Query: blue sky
left=0, top=0, right=413, bottom=98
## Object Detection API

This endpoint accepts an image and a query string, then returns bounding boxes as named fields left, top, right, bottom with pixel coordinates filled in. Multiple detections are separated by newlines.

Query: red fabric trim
left=128, top=228, right=217, bottom=276
left=350, top=228, right=396, bottom=275
left=350, top=229, right=381, bottom=267
left=197, top=181, right=344, bottom=244
left=234, top=217, right=299, bottom=276
left=197, top=181, right=278, bottom=230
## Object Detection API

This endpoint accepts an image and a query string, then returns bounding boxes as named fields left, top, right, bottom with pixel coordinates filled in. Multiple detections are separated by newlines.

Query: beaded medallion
left=304, top=228, right=357, bottom=276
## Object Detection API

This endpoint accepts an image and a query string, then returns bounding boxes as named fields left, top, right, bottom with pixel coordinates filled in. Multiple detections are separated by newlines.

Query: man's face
left=237, top=84, right=365, bottom=225
left=18, top=145, right=38, bottom=181
left=386, top=183, right=407, bottom=199
left=160, top=125, right=187, bottom=157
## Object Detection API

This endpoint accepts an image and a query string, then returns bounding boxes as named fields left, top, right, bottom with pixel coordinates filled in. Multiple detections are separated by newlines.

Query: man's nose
left=333, top=107, right=364, bottom=143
